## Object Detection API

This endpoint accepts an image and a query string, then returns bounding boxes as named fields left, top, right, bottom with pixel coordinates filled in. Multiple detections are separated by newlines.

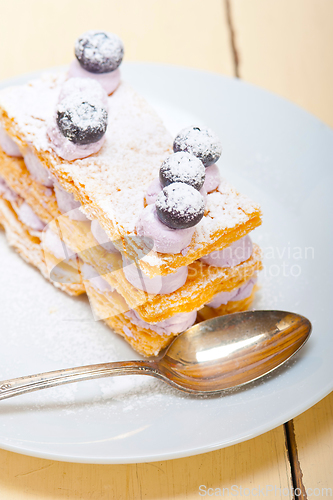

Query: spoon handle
left=0, top=360, right=159, bottom=401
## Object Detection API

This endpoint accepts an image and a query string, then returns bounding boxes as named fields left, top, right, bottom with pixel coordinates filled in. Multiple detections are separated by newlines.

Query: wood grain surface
left=291, top=392, right=333, bottom=494
left=231, top=0, right=333, bottom=128
left=0, top=0, right=233, bottom=79
left=0, top=0, right=332, bottom=498
left=0, top=427, right=292, bottom=499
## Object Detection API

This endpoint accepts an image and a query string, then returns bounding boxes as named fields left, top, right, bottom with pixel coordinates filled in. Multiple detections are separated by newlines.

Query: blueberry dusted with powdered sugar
left=75, top=31, right=124, bottom=74
left=155, top=182, right=205, bottom=230
left=56, top=96, right=108, bottom=145
left=173, top=126, right=222, bottom=167
left=159, top=151, right=205, bottom=191
left=49, top=78, right=109, bottom=159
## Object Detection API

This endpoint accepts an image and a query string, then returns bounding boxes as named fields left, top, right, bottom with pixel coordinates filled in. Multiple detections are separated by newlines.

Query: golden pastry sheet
left=0, top=148, right=60, bottom=224
left=84, top=188, right=262, bottom=279
left=83, top=283, right=175, bottom=356
left=0, top=195, right=85, bottom=296
left=84, top=281, right=258, bottom=357
left=106, top=313, right=176, bottom=358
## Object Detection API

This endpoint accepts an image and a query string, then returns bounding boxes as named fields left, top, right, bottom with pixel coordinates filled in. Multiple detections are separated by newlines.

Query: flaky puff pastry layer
left=0, top=150, right=262, bottom=323
left=105, top=313, right=176, bottom=358
left=0, top=192, right=259, bottom=357
left=0, top=75, right=262, bottom=278
left=74, top=282, right=176, bottom=357
left=84, top=281, right=258, bottom=357
left=0, top=195, right=85, bottom=296
left=46, top=212, right=262, bottom=323
left=0, top=148, right=60, bottom=224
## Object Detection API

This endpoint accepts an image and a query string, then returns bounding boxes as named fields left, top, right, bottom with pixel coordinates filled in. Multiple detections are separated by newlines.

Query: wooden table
left=0, top=1, right=332, bottom=497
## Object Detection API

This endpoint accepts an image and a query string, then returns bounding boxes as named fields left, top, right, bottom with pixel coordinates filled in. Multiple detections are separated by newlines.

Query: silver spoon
left=0, top=310, right=311, bottom=400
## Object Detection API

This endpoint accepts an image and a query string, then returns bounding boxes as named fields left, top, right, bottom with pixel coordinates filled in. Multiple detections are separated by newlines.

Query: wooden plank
left=0, top=426, right=292, bottom=499
left=231, top=0, right=333, bottom=489
left=290, top=392, right=333, bottom=495
left=230, top=0, right=333, bottom=127
left=0, top=0, right=233, bottom=80
left=285, top=421, right=308, bottom=499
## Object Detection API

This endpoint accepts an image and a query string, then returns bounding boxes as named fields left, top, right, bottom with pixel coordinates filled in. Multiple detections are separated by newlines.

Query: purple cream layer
left=145, top=177, right=207, bottom=205
left=43, top=227, right=76, bottom=260
left=68, top=59, right=121, bottom=95
left=47, top=118, right=106, bottom=161
left=200, top=235, right=253, bottom=268
left=24, top=149, right=54, bottom=187
left=91, top=219, right=119, bottom=253
left=0, top=125, right=22, bottom=157
left=136, top=203, right=194, bottom=254
left=0, top=176, right=18, bottom=202
left=81, top=262, right=114, bottom=292
left=141, top=169, right=218, bottom=255
left=0, top=176, right=45, bottom=231
left=145, top=178, right=163, bottom=205
left=123, top=256, right=188, bottom=294
left=54, top=182, right=89, bottom=222
left=203, top=164, right=220, bottom=192
left=125, top=309, right=197, bottom=336
left=206, top=276, right=257, bottom=308
left=16, top=202, right=46, bottom=231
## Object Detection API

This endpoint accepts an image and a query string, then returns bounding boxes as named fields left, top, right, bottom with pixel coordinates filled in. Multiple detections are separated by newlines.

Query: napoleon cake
left=0, top=31, right=263, bottom=356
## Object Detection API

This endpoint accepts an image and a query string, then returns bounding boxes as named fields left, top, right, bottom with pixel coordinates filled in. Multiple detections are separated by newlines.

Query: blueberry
left=159, top=152, right=205, bottom=191
left=75, top=31, right=124, bottom=74
left=155, top=182, right=205, bottom=230
left=173, top=126, right=222, bottom=167
left=56, top=97, right=108, bottom=145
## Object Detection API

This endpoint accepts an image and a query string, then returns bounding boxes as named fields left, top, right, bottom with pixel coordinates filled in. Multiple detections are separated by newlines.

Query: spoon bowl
left=158, top=310, right=311, bottom=393
left=0, top=310, right=311, bottom=400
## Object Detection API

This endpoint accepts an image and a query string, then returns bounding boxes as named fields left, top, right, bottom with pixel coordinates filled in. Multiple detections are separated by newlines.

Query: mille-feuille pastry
left=0, top=76, right=261, bottom=277
left=0, top=119, right=262, bottom=322
left=0, top=145, right=262, bottom=356
left=0, top=176, right=84, bottom=296
left=0, top=31, right=263, bottom=356
left=0, top=137, right=262, bottom=324
left=0, top=143, right=262, bottom=317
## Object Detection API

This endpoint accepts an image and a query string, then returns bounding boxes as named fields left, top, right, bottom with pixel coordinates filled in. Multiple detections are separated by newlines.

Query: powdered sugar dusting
left=156, top=182, right=205, bottom=224
left=0, top=74, right=260, bottom=255
left=160, top=151, right=205, bottom=190
left=75, top=31, right=124, bottom=74
left=57, top=98, right=107, bottom=143
left=59, top=77, right=108, bottom=107
left=0, top=73, right=65, bottom=151
left=173, top=125, right=222, bottom=167
left=0, top=75, right=173, bottom=231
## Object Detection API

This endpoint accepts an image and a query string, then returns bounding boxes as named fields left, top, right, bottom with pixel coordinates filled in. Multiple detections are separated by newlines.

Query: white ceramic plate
left=0, top=63, right=332, bottom=464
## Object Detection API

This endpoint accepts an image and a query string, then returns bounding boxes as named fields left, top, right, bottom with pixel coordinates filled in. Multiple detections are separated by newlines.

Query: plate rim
left=0, top=62, right=332, bottom=464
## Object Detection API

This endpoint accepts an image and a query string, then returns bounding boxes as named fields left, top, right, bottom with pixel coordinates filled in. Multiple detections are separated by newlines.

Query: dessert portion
left=0, top=31, right=263, bottom=356
left=0, top=178, right=84, bottom=296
